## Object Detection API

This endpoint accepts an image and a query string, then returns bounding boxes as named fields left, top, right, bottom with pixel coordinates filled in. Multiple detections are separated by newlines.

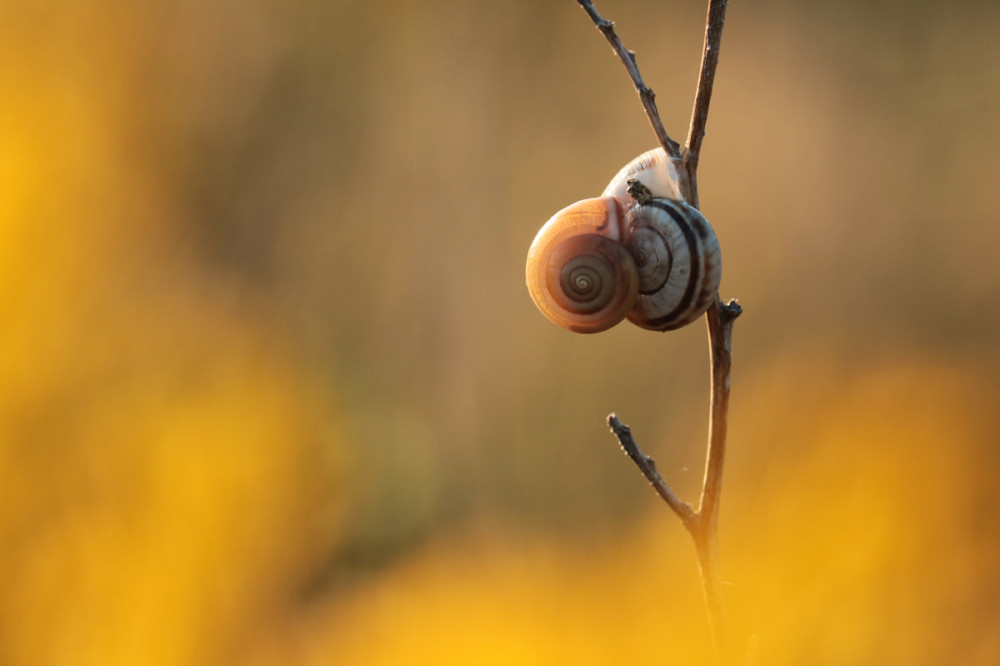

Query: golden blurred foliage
left=2, top=0, right=1000, bottom=664
left=248, top=356, right=999, bottom=665
left=0, top=3, right=341, bottom=664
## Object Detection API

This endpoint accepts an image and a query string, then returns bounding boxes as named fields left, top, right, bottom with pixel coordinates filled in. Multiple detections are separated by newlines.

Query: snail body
left=526, top=149, right=721, bottom=333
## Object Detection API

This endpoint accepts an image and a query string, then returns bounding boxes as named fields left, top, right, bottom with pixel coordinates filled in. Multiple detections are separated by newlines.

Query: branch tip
left=717, top=297, right=742, bottom=323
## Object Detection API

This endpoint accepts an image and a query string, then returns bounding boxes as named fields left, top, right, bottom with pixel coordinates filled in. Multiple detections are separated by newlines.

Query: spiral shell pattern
left=625, top=198, right=721, bottom=331
left=526, top=197, right=639, bottom=333
left=526, top=149, right=721, bottom=334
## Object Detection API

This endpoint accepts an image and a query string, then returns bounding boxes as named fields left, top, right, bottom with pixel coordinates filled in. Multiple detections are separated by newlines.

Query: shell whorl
left=602, top=147, right=682, bottom=210
left=525, top=197, right=639, bottom=334
left=625, top=198, right=721, bottom=331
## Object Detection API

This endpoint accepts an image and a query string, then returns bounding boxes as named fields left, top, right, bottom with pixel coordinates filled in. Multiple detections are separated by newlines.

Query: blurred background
left=2, top=0, right=999, bottom=663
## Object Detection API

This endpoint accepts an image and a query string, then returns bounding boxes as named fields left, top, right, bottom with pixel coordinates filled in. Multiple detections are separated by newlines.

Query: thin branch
left=607, top=300, right=740, bottom=660
left=607, top=414, right=697, bottom=529
left=575, top=0, right=681, bottom=161
left=683, top=0, right=730, bottom=207
left=577, top=0, right=737, bottom=660
left=698, top=297, right=741, bottom=526
left=694, top=296, right=742, bottom=656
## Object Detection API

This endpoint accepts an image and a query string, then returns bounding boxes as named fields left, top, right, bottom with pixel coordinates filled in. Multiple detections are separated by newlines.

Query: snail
left=526, top=148, right=722, bottom=333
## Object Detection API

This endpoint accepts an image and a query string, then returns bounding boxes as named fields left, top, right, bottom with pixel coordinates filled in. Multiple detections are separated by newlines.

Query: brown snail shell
left=525, top=197, right=639, bottom=334
left=526, top=150, right=722, bottom=333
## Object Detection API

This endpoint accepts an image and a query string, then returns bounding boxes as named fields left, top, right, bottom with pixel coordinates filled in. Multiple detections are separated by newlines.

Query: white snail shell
left=624, top=197, right=721, bottom=331
left=602, top=147, right=682, bottom=210
left=526, top=149, right=722, bottom=333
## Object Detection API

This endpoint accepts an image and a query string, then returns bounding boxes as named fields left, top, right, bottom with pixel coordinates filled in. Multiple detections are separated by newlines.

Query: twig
left=683, top=0, right=730, bottom=207
left=576, top=0, right=738, bottom=660
left=607, top=299, right=740, bottom=658
left=575, top=1, right=687, bottom=192
left=699, top=297, right=741, bottom=533
left=607, top=414, right=697, bottom=529
left=694, top=297, right=742, bottom=655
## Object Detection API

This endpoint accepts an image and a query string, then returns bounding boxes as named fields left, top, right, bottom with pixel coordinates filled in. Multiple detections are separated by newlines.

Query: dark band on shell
left=526, top=150, right=721, bottom=335
left=625, top=198, right=721, bottom=331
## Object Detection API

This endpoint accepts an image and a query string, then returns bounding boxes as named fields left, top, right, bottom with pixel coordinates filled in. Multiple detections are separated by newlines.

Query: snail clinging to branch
left=526, top=148, right=722, bottom=333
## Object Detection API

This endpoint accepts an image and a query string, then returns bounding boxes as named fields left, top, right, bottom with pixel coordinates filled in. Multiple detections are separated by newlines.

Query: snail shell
left=602, top=147, right=682, bottom=211
left=525, top=197, right=639, bottom=333
left=526, top=149, right=721, bottom=333
left=625, top=197, right=721, bottom=331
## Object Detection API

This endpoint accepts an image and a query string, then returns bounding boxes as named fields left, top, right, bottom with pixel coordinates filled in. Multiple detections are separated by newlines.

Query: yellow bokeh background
left=2, top=1, right=999, bottom=664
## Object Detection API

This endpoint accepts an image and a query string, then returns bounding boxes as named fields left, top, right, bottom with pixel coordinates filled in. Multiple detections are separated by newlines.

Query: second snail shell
left=526, top=148, right=722, bottom=333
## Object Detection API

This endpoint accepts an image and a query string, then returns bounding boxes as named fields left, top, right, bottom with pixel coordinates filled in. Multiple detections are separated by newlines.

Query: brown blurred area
left=2, top=0, right=999, bottom=663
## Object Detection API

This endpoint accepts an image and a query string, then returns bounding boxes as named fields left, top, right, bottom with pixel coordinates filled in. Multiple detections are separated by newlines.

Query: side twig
left=607, top=414, right=697, bottom=529
left=683, top=0, right=730, bottom=207
left=575, top=0, right=691, bottom=198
